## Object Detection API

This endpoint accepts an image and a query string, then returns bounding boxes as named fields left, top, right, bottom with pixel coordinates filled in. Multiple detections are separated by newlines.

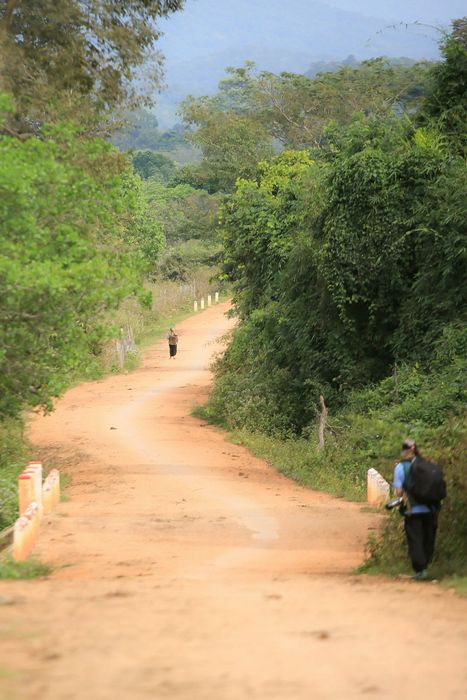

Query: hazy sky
left=154, top=0, right=465, bottom=125
left=324, top=1, right=465, bottom=23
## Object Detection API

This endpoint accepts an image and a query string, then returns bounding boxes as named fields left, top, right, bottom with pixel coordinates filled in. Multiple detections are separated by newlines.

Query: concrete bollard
left=194, top=300, right=198, bottom=313
left=377, top=476, right=390, bottom=504
left=207, top=294, right=212, bottom=307
left=367, top=468, right=377, bottom=505
left=18, top=474, right=34, bottom=515
left=367, top=468, right=390, bottom=505
left=48, top=470, right=61, bottom=508
left=42, top=481, right=53, bottom=515
left=25, top=462, right=43, bottom=518
left=13, top=516, right=31, bottom=562
left=215, top=292, right=219, bottom=303
left=24, top=502, right=39, bottom=547
left=200, top=297, right=205, bottom=310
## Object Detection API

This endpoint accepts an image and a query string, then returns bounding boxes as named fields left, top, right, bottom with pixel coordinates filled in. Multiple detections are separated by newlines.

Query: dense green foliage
left=419, top=18, right=467, bottom=155
left=143, top=180, right=222, bottom=280
left=213, top=119, right=466, bottom=435
left=0, top=98, right=161, bottom=420
left=212, top=119, right=466, bottom=433
left=132, top=150, right=177, bottom=182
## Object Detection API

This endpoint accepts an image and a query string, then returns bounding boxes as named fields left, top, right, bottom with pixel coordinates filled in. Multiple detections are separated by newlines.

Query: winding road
left=0, top=302, right=466, bottom=700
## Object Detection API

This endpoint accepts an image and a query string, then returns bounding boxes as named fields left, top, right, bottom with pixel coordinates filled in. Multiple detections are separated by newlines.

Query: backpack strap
left=402, top=460, right=416, bottom=506
left=402, top=460, right=412, bottom=489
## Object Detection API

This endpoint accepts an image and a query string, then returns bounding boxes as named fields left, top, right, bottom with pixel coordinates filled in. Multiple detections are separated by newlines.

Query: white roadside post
left=194, top=300, right=198, bottom=313
left=367, top=468, right=390, bottom=505
left=207, top=294, right=212, bottom=307
left=200, top=297, right=205, bottom=310
left=215, top=292, right=219, bottom=303
left=24, top=462, right=43, bottom=519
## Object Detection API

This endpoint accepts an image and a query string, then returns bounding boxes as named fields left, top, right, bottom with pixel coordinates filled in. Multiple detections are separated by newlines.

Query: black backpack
left=405, top=457, right=447, bottom=505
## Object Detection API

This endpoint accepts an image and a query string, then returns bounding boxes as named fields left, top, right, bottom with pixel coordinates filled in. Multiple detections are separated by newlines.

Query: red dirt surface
left=0, top=302, right=466, bottom=700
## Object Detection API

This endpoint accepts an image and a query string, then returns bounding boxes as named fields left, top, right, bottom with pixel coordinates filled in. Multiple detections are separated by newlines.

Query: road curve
left=0, top=302, right=466, bottom=700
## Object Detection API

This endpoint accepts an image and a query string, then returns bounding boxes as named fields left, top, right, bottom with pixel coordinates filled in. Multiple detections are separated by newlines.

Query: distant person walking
left=166, top=327, right=178, bottom=359
left=393, top=439, right=446, bottom=581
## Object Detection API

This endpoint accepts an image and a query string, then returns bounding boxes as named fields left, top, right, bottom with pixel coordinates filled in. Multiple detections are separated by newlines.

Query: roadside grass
left=0, top=418, right=31, bottom=531
left=0, top=555, right=52, bottom=580
left=225, top=428, right=367, bottom=501
left=59, top=472, right=72, bottom=502
left=442, top=576, right=467, bottom=597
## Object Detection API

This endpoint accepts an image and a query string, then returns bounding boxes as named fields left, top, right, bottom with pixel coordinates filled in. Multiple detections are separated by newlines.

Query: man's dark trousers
left=404, top=512, right=438, bottom=573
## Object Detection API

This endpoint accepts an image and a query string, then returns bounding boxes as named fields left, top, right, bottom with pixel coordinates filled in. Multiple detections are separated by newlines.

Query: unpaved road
left=1, top=302, right=466, bottom=700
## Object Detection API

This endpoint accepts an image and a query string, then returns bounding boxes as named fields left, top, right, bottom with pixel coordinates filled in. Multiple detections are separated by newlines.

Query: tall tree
left=0, top=95, right=160, bottom=418
left=0, top=0, right=184, bottom=132
left=419, top=17, right=467, bottom=154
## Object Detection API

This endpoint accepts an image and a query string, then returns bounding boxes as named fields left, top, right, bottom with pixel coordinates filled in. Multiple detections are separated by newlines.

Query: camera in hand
left=385, top=496, right=404, bottom=511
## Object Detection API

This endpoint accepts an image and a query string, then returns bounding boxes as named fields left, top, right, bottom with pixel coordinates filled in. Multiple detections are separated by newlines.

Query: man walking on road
left=167, top=327, right=178, bottom=359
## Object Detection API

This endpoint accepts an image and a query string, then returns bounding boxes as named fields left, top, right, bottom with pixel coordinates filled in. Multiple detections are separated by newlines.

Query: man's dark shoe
left=411, top=569, right=429, bottom=581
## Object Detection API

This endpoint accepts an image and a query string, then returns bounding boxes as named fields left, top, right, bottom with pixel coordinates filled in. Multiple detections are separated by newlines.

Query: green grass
left=58, top=472, right=72, bottom=502
left=0, top=555, right=52, bottom=580
left=442, top=576, right=467, bottom=597
left=228, top=428, right=367, bottom=500
left=0, top=418, right=31, bottom=531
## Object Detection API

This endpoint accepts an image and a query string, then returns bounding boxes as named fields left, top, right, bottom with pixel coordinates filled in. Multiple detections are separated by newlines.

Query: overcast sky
left=325, top=1, right=465, bottom=23
left=154, top=0, right=465, bottom=125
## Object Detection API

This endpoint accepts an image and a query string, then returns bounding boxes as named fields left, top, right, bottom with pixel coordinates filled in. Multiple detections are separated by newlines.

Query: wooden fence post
left=318, top=395, right=328, bottom=451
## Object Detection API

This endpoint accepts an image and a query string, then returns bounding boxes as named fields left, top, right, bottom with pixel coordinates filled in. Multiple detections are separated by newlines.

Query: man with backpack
left=393, top=439, right=447, bottom=581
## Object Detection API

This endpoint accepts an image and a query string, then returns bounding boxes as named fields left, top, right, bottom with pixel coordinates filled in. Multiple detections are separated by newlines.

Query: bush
left=0, top=419, right=30, bottom=531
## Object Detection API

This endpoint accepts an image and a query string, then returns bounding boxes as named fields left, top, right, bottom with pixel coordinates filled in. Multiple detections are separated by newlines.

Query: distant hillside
left=153, top=0, right=449, bottom=126
left=304, top=55, right=420, bottom=78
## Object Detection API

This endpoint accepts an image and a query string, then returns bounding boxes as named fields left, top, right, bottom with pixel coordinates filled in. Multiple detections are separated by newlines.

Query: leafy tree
left=144, top=181, right=221, bottom=243
left=0, top=96, right=157, bottom=419
left=132, top=150, right=176, bottom=181
left=0, top=1, right=185, bottom=132
left=181, top=94, right=274, bottom=192
left=141, top=179, right=222, bottom=279
left=419, top=17, right=467, bottom=154
left=242, top=59, right=427, bottom=148
left=220, top=150, right=318, bottom=314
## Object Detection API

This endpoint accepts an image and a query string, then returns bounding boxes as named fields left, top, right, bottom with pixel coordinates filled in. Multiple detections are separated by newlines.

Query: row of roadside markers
left=193, top=291, right=219, bottom=313
left=367, top=468, right=390, bottom=506
left=10, top=461, right=388, bottom=560
left=13, top=462, right=60, bottom=562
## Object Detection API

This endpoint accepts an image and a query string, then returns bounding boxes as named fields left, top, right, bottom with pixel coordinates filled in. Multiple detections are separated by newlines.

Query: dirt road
left=1, top=302, right=466, bottom=700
